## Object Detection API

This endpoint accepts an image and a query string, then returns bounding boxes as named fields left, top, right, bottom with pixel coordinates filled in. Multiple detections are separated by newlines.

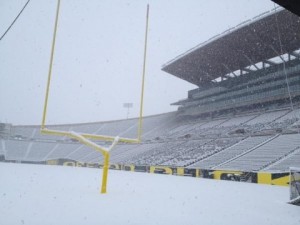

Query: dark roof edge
left=161, top=6, right=283, bottom=70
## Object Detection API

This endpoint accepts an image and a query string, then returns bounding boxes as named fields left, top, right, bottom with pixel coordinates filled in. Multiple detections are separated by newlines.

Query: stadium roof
left=162, top=8, right=300, bottom=86
left=272, top=0, right=300, bottom=17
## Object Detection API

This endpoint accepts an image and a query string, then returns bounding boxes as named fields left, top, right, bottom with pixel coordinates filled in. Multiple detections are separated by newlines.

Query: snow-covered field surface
left=0, top=163, right=299, bottom=225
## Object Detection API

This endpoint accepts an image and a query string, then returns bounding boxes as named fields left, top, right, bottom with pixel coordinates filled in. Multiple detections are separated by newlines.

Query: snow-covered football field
left=0, top=162, right=299, bottom=225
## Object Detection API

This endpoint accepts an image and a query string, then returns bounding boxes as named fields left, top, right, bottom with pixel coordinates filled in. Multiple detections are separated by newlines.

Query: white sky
left=0, top=0, right=276, bottom=125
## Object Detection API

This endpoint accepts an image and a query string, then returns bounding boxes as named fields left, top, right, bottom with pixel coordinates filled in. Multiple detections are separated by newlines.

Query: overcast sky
left=0, top=0, right=276, bottom=125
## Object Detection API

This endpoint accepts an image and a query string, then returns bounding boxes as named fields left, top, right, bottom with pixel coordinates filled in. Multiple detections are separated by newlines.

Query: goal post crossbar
left=41, top=128, right=140, bottom=144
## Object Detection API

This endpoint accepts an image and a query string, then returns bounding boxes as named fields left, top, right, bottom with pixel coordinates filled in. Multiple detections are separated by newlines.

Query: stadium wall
left=1, top=158, right=289, bottom=186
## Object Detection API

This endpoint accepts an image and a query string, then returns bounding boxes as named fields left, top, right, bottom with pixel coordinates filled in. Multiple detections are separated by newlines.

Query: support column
left=101, top=152, right=110, bottom=194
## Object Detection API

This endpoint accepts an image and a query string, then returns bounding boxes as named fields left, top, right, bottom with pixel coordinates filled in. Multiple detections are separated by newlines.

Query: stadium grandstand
left=1, top=7, right=300, bottom=183
left=162, top=7, right=300, bottom=118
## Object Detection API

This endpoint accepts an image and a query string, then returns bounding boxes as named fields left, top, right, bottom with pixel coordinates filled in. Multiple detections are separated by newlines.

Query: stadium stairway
left=262, top=147, right=300, bottom=172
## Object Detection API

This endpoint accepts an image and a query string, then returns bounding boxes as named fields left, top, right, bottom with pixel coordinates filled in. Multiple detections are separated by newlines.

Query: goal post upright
left=40, top=0, right=150, bottom=194
left=138, top=4, right=149, bottom=142
left=41, top=0, right=61, bottom=130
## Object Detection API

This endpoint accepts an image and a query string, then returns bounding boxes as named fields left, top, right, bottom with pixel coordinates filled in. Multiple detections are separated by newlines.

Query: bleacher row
left=180, top=61, right=300, bottom=116
left=1, top=107, right=300, bottom=172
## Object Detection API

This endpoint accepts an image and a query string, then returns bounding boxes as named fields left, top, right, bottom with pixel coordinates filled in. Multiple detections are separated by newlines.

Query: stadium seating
left=0, top=140, right=5, bottom=156
left=244, top=110, right=289, bottom=126
left=218, top=134, right=300, bottom=171
left=69, top=123, right=101, bottom=134
left=46, top=143, right=81, bottom=160
left=217, top=114, right=256, bottom=128
left=264, top=148, right=300, bottom=171
left=67, top=145, right=98, bottom=162
left=5, top=140, right=30, bottom=161
left=180, top=62, right=300, bottom=117
left=175, top=137, right=243, bottom=166
left=11, top=126, right=35, bottom=139
left=273, top=108, right=300, bottom=123
left=123, top=141, right=184, bottom=166
left=2, top=105, right=300, bottom=172
left=95, top=119, right=137, bottom=137
left=26, top=141, right=58, bottom=161
left=189, top=135, right=273, bottom=169
left=81, top=151, right=103, bottom=164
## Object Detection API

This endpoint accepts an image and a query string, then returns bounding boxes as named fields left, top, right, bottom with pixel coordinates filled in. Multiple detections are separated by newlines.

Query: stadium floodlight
left=41, top=0, right=150, bottom=194
left=123, top=103, right=133, bottom=119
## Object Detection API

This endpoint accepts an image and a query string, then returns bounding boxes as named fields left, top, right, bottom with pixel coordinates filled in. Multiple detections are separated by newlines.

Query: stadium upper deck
left=162, top=8, right=300, bottom=117
left=162, top=8, right=300, bottom=86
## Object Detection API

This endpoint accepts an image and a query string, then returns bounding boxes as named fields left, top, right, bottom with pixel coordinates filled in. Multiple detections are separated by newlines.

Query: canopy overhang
left=162, top=9, right=300, bottom=86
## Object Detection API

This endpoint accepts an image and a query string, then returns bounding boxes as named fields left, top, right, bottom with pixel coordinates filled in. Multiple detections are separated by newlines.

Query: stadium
left=1, top=1, right=300, bottom=224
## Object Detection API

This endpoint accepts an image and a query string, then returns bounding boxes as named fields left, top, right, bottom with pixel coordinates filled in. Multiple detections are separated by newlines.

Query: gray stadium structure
left=1, top=8, right=300, bottom=182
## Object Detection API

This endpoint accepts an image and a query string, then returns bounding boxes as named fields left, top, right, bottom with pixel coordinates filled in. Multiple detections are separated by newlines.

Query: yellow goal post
left=41, top=0, right=150, bottom=194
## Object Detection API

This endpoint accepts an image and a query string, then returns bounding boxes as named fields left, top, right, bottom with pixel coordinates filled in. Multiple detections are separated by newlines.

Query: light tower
left=123, top=103, right=133, bottom=119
